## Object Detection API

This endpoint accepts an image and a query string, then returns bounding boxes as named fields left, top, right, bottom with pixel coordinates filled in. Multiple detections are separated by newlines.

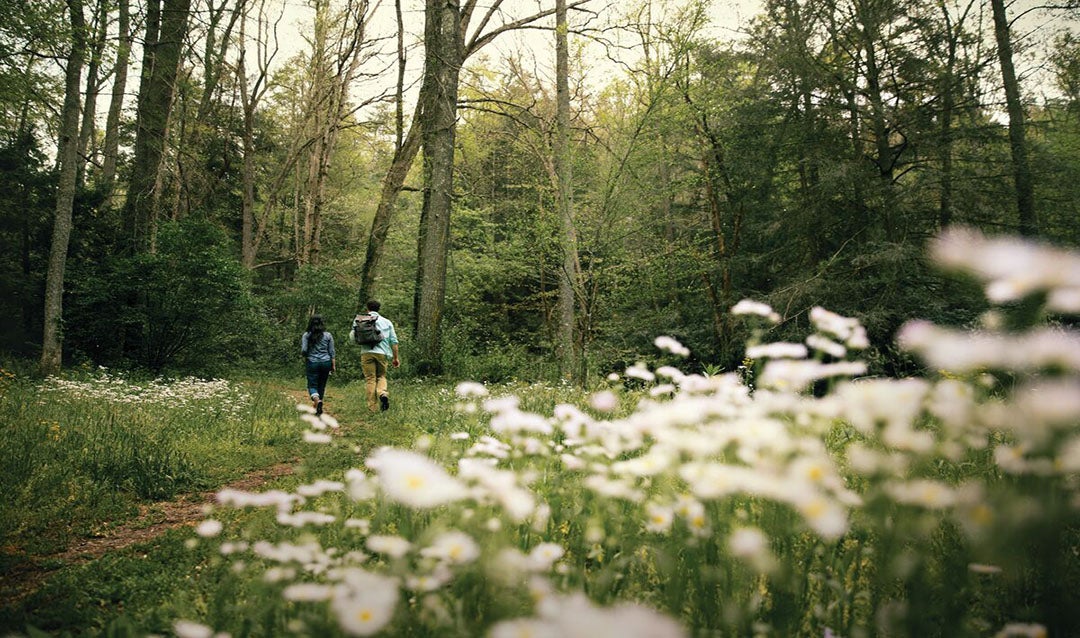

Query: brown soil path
left=0, top=461, right=296, bottom=606
left=0, top=384, right=362, bottom=607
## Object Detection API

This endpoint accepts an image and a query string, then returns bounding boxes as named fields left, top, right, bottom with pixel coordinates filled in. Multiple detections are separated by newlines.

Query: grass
left=3, top=340, right=1080, bottom=637
left=0, top=369, right=443, bottom=636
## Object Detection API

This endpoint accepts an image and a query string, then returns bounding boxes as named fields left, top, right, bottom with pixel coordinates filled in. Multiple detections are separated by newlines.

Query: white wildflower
left=885, top=479, right=957, bottom=509
left=731, top=299, right=781, bottom=323
left=296, top=480, right=345, bottom=497
left=810, top=307, right=866, bottom=347
left=654, top=336, right=690, bottom=357
left=195, top=519, right=223, bottom=538
left=589, top=391, right=619, bottom=412
left=489, top=618, right=561, bottom=638
left=455, top=381, right=489, bottom=397
left=527, top=543, right=565, bottom=571
left=747, top=342, right=808, bottom=360
left=365, top=535, right=412, bottom=559
left=366, top=448, right=468, bottom=508
left=303, top=431, right=332, bottom=444
left=625, top=363, right=656, bottom=382
left=283, top=583, right=334, bottom=602
left=728, top=527, right=776, bottom=572
left=644, top=502, right=674, bottom=533
left=806, top=334, right=847, bottom=358
left=330, top=571, right=399, bottom=637
left=420, top=530, right=480, bottom=565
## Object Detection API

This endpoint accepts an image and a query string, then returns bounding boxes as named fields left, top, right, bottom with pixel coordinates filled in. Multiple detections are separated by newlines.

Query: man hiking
left=351, top=299, right=400, bottom=412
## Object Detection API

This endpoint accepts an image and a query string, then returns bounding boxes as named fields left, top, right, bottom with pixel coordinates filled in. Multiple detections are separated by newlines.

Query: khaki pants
left=360, top=352, right=388, bottom=412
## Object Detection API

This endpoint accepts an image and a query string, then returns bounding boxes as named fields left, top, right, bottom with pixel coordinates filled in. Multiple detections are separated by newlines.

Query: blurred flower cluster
left=39, top=368, right=252, bottom=419
left=187, top=228, right=1078, bottom=637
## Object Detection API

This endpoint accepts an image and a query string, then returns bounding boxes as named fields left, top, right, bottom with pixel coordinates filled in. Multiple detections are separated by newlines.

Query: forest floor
left=0, top=388, right=323, bottom=608
left=0, top=461, right=296, bottom=607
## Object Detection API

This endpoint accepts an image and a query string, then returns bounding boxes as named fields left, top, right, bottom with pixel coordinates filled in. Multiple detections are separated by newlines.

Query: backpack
left=351, top=313, right=383, bottom=346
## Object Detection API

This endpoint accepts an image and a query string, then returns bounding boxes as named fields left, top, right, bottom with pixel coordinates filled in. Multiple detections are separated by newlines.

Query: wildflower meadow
left=153, top=227, right=1078, bottom=638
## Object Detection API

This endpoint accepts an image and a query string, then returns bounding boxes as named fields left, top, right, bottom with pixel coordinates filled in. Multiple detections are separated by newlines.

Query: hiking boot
left=380, top=394, right=389, bottom=412
left=316, top=401, right=324, bottom=416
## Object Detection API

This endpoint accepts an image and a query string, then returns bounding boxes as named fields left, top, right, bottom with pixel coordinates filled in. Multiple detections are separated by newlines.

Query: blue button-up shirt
left=302, top=331, right=335, bottom=363
left=359, top=312, right=398, bottom=358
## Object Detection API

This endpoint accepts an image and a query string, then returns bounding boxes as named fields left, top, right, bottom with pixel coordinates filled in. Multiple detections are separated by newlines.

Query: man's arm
left=391, top=343, right=400, bottom=367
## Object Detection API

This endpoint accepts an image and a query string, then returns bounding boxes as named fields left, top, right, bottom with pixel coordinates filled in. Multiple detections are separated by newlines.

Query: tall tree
left=554, top=0, right=582, bottom=382
left=236, top=0, right=280, bottom=269
left=100, top=0, right=131, bottom=209
left=123, top=0, right=192, bottom=252
left=407, top=0, right=597, bottom=373
left=413, top=0, right=462, bottom=373
left=76, top=0, right=109, bottom=181
left=990, top=0, right=1037, bottom=236
left=41, top=0, right=86, bottom=374
left=298, top=0, right=376, bottom=267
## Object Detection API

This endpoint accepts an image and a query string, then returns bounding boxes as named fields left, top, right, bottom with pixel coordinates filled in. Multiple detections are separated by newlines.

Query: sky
left=264, top=0, right=1076, bottom=109
left=271, top=0, right=765, bottom=72
left=263, top=0, right=766, bottom=118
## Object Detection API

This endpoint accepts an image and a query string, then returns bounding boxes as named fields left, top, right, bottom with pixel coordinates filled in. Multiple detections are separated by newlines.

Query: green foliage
left=66, top=218, right=264, bottom=374
left=0, top=132, right=54, bottom=356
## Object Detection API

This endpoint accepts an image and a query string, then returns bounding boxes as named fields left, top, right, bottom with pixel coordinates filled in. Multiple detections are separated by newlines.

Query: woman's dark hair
left=306, top=314, right=325, bottom=346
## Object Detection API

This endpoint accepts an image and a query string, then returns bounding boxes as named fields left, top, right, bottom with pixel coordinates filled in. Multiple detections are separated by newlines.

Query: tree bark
left=41, top=0, right=86, bottom=375
left=100, top=0, right=130, bottom=209
left=77, top=0, right=109, bottom=182
left=990, top=0, right=1037, bottom=236
left=554, top=0, right=581, bottom=383
left=413, top=0, right=462, bottom=374
left=854, top=0, right=898, bottom=241
left=122, top=0, right=192, bottom=253
left=293, top=0, right=370, bottom=268
left=358, top=106, right=422, bottom=304
left=937, top=0, right=960, bottom=230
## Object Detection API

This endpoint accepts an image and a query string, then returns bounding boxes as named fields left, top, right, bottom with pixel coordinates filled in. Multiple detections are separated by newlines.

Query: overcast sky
left=272, top=0, right=764, bottom=69
left=265, top=0, right=1075, bottom=106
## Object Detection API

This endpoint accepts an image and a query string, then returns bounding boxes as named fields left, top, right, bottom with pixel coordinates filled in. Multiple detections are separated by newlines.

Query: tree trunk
left=358, top=107, right=422, bottom=304
left=100, top=0, right=130, bottom=208
left=554, top=0, right=581, bottom=383
left=77, top=0, right=108, bottom=182
left=356, top=0, right=420, bottom=306
left=413, top=0, right=462, bottom=375
left=990, top=0, right=1037, bottom=236
left=122, top=0, right=192, bottom=253
left=855, top=1, right=898, bottom=242
left=238, top=12, right=258, bottom=269
left=937, top=1, right=958, bottom=230
left=41, top=0, right=86, bottom=375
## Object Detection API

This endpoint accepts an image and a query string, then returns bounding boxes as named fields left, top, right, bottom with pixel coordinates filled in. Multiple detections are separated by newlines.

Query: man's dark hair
left=366, top=299, right=381, bottom=312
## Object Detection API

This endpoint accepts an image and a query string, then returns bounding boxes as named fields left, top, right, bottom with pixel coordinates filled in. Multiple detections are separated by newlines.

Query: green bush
left=66, top=218, right=265, bottom=375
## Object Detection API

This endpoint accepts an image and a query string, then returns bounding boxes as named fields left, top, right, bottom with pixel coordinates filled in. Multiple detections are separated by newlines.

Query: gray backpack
left=351, top=314, right=382, bottom=346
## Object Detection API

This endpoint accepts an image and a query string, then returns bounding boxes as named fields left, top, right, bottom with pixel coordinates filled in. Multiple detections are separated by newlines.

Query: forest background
left=2, top=0, right=1079, bottom=385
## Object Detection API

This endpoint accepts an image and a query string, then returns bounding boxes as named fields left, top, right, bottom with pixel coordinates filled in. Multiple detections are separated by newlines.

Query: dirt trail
left=1, top=386, right=352, bottom=606
left=0, top=461, right=296, bottom=606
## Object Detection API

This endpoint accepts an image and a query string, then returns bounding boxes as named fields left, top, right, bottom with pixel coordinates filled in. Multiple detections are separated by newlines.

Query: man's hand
left=392, top=357, right=401, bottom=368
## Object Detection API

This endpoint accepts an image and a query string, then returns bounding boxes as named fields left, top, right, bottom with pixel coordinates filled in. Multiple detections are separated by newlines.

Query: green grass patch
left=0, top=368, right=441, bottom=636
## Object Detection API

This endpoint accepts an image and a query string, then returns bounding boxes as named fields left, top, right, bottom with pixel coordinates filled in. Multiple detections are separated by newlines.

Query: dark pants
left=305, top=359, right=332, bottom=400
